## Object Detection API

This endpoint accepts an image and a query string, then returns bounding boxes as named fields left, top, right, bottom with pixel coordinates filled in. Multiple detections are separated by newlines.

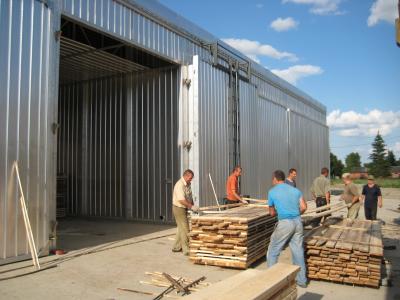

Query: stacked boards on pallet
left=189, top=206, right=277, bottom=269
left=184, top=263, right=299, bottom=300
left=306, top=218, right=383, bottom=287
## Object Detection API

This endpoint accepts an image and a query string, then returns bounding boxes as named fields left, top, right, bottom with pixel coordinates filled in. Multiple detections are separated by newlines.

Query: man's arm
left=231, top=190, right=244, bottom=202
left=378, top=196, right=383, bottom=208
left=360, top=186, right=366, bottom=203
left=269, top=206, right=276, bottom=217
left=325, top=180, right=331, bottom=204
left=310, top=184, right=316, bottom=201
left=378, top=187, right=383, bottom=208
left=178, top=199, right=193, bottom=209
left=299, top=196, right=307, bottom=214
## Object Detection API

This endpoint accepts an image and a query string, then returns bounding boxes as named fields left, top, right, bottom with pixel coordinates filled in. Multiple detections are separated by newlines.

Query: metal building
left=0, top=0, right=329, bottom=265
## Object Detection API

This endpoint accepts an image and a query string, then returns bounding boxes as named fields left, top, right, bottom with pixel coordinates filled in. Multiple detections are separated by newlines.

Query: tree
left=344, top=152, right=361, bottom=173
left=369, top=133, right=391, bottom=177
left=330, top=152, right=344, bottom=178
left=386, top=150, right=398, bottom=166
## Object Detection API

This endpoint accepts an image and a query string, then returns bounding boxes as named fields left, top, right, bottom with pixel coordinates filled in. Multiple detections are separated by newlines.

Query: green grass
left=331, top=178, right=400, bottom=188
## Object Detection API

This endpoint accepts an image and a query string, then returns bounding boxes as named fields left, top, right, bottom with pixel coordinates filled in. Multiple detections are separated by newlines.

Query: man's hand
left=378, top=200, right=382, bottom=208
left=240, top=199, right=248, bottom=204
left=191, top=205, right=200, bottom=212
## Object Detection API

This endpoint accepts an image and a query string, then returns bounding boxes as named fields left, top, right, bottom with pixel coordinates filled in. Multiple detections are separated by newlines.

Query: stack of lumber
left=184, top=263, right=299, bottom=300
left=189, top=206, right=276, bottom=269
left=305, top=218, right=383, bottom=287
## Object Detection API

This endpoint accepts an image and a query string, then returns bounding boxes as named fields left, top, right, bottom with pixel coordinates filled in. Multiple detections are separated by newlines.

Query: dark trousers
left=312, top=197, right=329, bottom=226
left=365, top=205, right=377, bottom=220
left=223, top=198, right=240, bottom=205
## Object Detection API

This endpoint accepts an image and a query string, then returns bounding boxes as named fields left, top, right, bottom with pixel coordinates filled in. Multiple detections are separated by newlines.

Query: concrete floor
left=0, top=188, right=399, bottom=300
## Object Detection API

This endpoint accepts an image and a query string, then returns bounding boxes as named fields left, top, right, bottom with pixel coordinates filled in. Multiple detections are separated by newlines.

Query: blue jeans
left=267, top=217, right=307, bottom=285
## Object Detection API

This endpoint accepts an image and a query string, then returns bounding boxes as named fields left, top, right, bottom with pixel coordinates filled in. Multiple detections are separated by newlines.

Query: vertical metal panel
left=61, top=0, right=210, bottom=65
left=289, top=112, right=329, bottom=199
left=0, top=0, right=59, bottom=264
left=125, top=67, right=180, bottom=222
left=58, top=76, right=125, bottom=218
left=251, top=75, right=326, bottom=125
left=240, top=79, right=329, bottom=200
left=240, top=81, right=289, bottom=200
left=197, top=61, right=230, bottom=206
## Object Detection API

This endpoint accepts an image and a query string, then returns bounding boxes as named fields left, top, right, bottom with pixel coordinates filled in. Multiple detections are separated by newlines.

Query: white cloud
left=282, top=0, right=345, bottom=15
left=327, top=109, right=400, bottom=137
left=222, top=38, right=298, bottom=63
left=270, top=17, right=299, bottom=32
left=270, top=65, right=323, bottom=85
left=367, top=0, right=397, bottom=27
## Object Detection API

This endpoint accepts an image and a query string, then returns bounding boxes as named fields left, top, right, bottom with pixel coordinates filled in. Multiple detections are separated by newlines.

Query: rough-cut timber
left=189, top=206, right=277, bottom=269
left=305, top=218, right=383, bottom=287
left=184, top=263, right=299, bottom=300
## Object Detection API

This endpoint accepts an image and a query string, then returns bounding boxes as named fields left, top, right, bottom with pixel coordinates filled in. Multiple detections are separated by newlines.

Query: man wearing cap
left=341, top=173, right=360, bottom=219
left=361, top=175, right=382, bottom=220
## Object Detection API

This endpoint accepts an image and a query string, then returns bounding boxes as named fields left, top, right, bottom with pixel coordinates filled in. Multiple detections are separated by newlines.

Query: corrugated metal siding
left=0, top=0, right=59, bottom=264
left=289, top=111, right=329, bottom=198
left=57, top=67, right=179, bottom=222
left=251, top=75, right=325, bottom=124
left=125, top=68, right=180, bottom=222
left=197, top=61, right=230, bottom=206
left=240, top=79, right=329, bottom=199
left=61, top=0, right=210, bottom=65
left=240, top=81, right=289, bottom=199
left=58, top=76, right=125, bottom=218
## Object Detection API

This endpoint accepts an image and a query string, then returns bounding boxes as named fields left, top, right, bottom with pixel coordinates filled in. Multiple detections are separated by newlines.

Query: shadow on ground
left=57, top=217, right=174, bottom=251
left=298, top=292, right=323, bottom=300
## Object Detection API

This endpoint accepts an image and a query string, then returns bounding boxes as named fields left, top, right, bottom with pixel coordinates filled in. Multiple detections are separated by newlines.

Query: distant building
left=390, top=166, right=400, bottom=178
left=350, top=167, right=368, bottom=179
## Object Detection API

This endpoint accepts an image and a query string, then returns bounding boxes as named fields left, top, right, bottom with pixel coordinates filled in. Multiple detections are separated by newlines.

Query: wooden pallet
left=189, top=206, right=277, bottom=269
left=305, top=218, right=383, bottom=288
left=184, top=263, right=299, bottom=300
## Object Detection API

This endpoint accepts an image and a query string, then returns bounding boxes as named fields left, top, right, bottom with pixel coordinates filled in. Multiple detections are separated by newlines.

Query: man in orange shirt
left=225, top=166, right=247, bottom=205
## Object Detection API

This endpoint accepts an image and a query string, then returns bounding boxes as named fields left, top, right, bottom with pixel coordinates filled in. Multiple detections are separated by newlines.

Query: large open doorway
left=56, top=17, right=180, bottom=251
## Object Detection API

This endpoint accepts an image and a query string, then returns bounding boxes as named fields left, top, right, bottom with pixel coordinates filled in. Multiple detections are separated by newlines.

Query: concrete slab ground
left=0, top=187, right=399, bottom=300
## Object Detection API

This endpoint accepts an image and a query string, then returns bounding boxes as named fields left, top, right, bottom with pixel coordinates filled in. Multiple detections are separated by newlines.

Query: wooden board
left=190, top=206, right=277, bottom=269
left=305, top=218, right=383, bottom=288
left=184, top=263, right=299, bottom=300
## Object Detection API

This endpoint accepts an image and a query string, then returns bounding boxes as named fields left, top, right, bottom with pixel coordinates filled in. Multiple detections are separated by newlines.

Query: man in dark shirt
left=361, top=175, right=382, bottom=220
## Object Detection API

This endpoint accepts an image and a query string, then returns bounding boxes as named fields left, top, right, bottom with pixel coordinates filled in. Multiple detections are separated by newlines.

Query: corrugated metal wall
left=0, top=0, right=59, bottom=264
left=240, top=79, right=329, bottom=200
left=240, top=81, right=289, bottom=199
left=57, top=67, right=180, bottom=222
left=125, top=67, right=180, bottom=222
left=251, top=75, right=325, bottom=124
left=289, top=111, right=329, bottom=198
left=197, top=61, right=230, bottom=206
left=61, top=0, right=210, bottom=65
left=58, top=76, right=125, bottom=218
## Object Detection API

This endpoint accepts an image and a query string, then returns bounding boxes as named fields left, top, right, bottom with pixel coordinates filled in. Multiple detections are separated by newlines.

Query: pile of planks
left=189, top=206, right=276, bottom=269
left=306, top=218, right=383, bottom=287
left=184, top=263, right=299, bottom=300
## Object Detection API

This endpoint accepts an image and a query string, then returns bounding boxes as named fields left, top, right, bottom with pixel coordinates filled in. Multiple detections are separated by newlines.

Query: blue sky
left=159, top=0, right=400, bottom=164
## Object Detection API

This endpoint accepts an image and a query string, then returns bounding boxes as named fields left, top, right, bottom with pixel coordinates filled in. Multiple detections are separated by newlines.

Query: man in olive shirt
left=341, top=173, right=360, bottom=219
left=172, top=169, right=199, bottom=255
left=310, top=167, right=331, bottom=225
